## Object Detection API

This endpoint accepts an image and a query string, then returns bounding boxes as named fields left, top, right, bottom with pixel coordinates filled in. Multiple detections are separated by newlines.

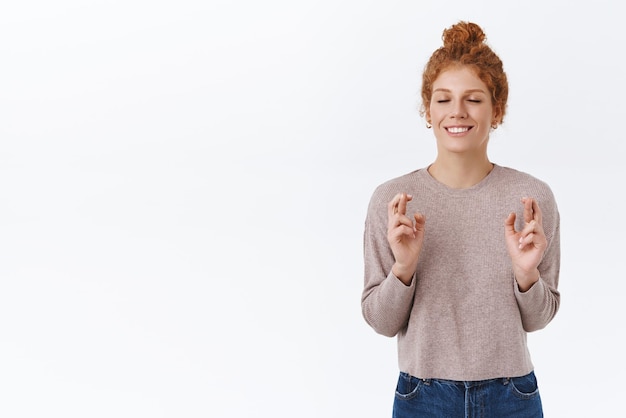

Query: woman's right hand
left=387, top=193, right=426, bottom=285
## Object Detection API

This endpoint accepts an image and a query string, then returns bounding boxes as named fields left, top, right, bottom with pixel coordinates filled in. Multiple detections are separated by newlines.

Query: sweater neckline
left=419, top=163, right=501, bottom=195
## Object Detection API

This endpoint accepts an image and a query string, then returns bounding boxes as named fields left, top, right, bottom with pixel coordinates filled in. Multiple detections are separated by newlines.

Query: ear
left=492, top=106, right=503, bottom=125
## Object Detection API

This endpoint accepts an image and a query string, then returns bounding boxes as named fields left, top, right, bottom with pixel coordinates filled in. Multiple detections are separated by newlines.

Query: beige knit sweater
left=361, top=164, right=560, bottom=381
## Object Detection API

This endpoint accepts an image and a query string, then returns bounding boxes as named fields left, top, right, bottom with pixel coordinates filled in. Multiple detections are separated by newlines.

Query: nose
left=451, top=102, right=467, bottom=119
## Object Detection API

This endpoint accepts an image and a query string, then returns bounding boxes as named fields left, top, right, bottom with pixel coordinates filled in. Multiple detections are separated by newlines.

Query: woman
left=361, top=21, right=560, bottom=417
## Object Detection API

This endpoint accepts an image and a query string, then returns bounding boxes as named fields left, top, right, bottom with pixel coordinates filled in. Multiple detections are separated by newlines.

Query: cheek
left=428, top=107, right=442, bottom=121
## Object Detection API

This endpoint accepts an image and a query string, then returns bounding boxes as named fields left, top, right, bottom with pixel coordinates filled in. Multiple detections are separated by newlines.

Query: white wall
left=1, top=1, right=623, bottom=417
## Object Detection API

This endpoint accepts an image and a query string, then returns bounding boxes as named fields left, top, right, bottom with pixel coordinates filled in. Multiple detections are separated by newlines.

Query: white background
left=1, top=1, right=624, bottom=417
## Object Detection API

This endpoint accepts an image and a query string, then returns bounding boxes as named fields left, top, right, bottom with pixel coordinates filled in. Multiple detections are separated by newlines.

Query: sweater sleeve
left=361, top=186, right=417, bottom=337
left=515, top=195, right=561, bottom=332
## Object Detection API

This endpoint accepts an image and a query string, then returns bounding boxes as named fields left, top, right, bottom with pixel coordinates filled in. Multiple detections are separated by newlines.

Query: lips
left=446, top=126, right=471, bottom=133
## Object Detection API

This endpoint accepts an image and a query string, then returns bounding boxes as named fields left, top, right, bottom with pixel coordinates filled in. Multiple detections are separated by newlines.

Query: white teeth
left=447, top=127, right=469, bottom=133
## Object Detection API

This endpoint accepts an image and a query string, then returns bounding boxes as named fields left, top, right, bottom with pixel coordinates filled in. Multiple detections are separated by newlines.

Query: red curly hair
left=420, top=21, right=509, bottom=125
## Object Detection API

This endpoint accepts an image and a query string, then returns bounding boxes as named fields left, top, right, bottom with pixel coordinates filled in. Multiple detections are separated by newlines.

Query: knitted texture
left=362, top=164, right=560, bottom=381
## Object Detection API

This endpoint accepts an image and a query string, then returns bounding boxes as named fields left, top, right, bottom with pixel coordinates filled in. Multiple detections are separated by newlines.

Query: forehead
left=432, top=67, right=489, bottom=93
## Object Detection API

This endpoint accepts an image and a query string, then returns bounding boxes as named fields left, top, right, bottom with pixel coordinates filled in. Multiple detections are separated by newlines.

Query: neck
left=428, top=156, right=494, bottom=189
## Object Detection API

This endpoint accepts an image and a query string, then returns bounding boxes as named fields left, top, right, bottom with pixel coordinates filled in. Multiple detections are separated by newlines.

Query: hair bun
left=442, top=21, right=486, bottom=49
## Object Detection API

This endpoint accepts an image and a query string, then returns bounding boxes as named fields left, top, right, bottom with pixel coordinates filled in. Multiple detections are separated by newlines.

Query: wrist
left=514, top=268, right=540, bottom=292
left=392, top=263, right=416, bottom=286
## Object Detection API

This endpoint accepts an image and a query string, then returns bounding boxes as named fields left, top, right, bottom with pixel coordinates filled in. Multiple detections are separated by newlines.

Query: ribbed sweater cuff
left=388, top=270, right=416, bottom=288
left=514, top=277, right=545, bottom=307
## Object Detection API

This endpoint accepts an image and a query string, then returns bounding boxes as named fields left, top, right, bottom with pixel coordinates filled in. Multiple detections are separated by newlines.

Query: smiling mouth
left=446, top=127, right=471, bottom=133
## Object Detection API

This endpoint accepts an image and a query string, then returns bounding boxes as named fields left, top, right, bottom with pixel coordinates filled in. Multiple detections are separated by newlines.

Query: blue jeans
left=392, top=371, right=543, bottom=418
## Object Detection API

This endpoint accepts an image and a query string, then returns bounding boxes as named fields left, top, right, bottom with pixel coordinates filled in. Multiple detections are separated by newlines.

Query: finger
left=398, top=193, right=412, bottom=216
left=388, top=207, right=415, bottom=231
left=522, top=197, right=533, bottom=224
left=389, top=224, right=416, bottom=240
left=387, top=194, right=403, bottom=218
left=413, top=213, right=426, bottom=232
left=518, top=232, right=536, bottom=249
left=531, top=199, right=543, bottom=225
left=517, top=219, right=544, bottom=246
left=388, top=193, right=413, bottom=219
left=504, top=212, right=517, bottom=234
left=518, top=219, right=538, bottom=236
left=394, top=214, right=415, bottom=229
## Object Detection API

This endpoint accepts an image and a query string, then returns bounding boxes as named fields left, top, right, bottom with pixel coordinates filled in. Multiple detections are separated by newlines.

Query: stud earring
left=426, top=121, right=432, bottom=129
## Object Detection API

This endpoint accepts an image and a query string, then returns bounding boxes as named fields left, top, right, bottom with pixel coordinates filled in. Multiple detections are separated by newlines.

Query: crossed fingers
left=388, top=192, right=410, bottom=216
left=387, top=193, right=423, bottom=239
left=518, top=197, right=544, bottom=249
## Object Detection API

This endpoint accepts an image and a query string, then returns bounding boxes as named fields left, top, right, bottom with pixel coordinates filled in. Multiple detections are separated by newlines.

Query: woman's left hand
left=504, top=197, right=547, bottom=292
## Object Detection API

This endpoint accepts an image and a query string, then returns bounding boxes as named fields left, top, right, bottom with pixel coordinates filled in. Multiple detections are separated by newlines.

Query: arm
left=361, top=192, right=425, bottom=337
left=505, top=197, right=561, bottom=331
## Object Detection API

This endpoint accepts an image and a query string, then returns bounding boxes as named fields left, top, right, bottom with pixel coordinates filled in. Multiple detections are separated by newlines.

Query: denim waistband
left=424, top=377, right=510, bottom=389
left=400, top=371, right=524, bottom=389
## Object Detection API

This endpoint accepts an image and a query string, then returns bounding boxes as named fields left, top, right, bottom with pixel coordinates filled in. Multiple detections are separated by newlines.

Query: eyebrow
left=433, top=88, right=487, bottom=94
